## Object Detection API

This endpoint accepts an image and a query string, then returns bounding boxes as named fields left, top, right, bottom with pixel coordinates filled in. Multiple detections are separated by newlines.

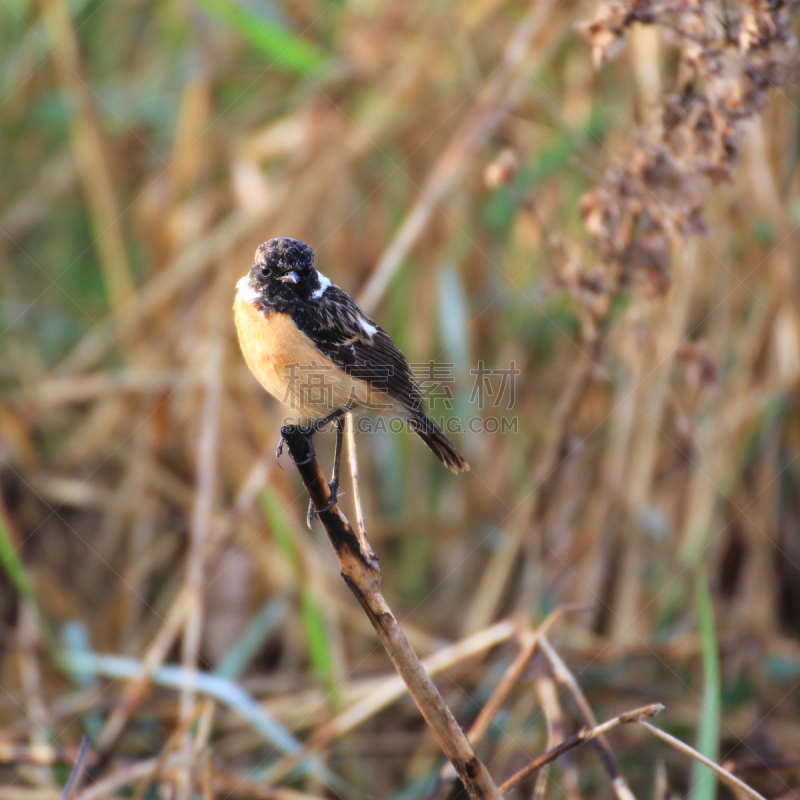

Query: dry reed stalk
left=498, top=704, right=664, bottom=795
left=178, top=317, right=225, bottom=799
left=312, top=619, right=516, bottom=747
left=653, top=759, right=668, bottom=800
left=0, top=743, right=76, bottom=766
left=15, top=370, right=184, bottom=408
left=0, top=151, right=76, bottom=240
left=74, top=754, right=193, bottom=800
left=211, top=769, right=332, bottom=800
left=180, top=334, right=224, bottom=721
left=201, top=752, right=214, bottom=800
left=358, top=0, right=563, bottom=313
left=279, top=424, right=502, bottom=800
left=640, top=721, right=769, bottom=800
left=130, top=701, right=207, bottom=800
left=14, top=599, right=56, bottom=790
left=57, top=148, right=345, bottom=377
left=16, top=604, right=50, bottom=753
left=464, top=346, right=601, bottom=635
left=433, top=611, right=566, bottom=798
left=39, top=0, right=134, bottom=311
left=614, top=239, right=701, bottom=643
left=120, top=415, right=159, bottom=654
left=93, top=586, right=192, bottom=762
left=466, top=616, right=558, bottom=746
left=539, top=636, right=637, bottom=800
left=5, top=0, right=800, bottom=795
left=345, top=414, right=367, bottom=542
left=533, top=663, right=582, bottom=800
left=209, top=456, right=272, bottom=552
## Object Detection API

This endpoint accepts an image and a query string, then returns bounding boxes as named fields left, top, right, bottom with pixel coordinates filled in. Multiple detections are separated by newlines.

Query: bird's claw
left=306, top=480, right=339, bottom=529
left=293, top=434, right=316, bottom=466
left=276, top=428, right=317, bottom=467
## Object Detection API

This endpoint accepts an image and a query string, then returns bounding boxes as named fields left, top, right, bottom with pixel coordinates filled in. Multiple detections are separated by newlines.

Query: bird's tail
left=409, top=412, right=469, bottom=473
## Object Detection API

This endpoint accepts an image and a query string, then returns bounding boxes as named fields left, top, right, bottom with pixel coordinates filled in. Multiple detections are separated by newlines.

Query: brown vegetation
left=2, top=0, right=800, bottom=798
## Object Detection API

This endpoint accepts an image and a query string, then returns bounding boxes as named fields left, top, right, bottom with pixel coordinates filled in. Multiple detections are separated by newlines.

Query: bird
left=233, top=237, right=468, bottom=522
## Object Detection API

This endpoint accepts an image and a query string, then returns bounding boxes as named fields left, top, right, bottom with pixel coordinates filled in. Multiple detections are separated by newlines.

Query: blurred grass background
left=2, top=0, right=800, bottom=798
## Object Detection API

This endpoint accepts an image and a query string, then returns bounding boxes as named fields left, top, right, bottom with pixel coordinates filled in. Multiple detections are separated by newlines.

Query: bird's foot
left=306, top=479, right=339, bottom=528
left=277, top=425, right=316, bottom=466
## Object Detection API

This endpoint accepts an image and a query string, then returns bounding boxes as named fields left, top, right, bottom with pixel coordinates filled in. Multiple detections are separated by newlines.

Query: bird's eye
left=259, top=262, right=270, bottom=276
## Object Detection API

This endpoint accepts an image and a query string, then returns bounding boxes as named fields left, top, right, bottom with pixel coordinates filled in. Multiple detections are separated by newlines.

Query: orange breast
left=234, top=296, right=371, bottom=423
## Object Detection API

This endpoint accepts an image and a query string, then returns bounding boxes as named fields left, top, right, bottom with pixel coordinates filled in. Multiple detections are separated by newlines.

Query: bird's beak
left=279, top=271, right=299, bottom=284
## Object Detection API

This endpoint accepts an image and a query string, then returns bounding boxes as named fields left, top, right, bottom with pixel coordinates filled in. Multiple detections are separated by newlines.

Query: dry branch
left=280, top=424, right=501, bottom=800
left=434, top=610, right=569, bottom=798
left=345, top=414, right=368, bottom=543
left=498, top=704, right=664, bottom=795
left=539, top=636, right=637, bottom=800
left=640, top=722, right=769, bottom=800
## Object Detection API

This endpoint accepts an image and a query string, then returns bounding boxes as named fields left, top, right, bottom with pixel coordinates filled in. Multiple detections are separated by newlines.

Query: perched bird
left=234, top=238, right=468, bottom=519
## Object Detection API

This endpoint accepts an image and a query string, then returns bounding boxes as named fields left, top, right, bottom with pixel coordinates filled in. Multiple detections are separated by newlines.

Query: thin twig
left=499, top=705, right=665, bottom=795
left=76, top=755, right=192, bottom=800
left=280, top=425, right=501, bottom=800
left=433, top=610, right=569, bottom=799
left=539, top=636, right=637, bottom=800
left=357, top=0, right=561, bottom=313
left=17, top=600, right=52, bottom=788
left=181, top=334, right=224, bottom=722
left=317, top=619, right=515, bottom=747
left=92, top=587, right=191, bottom=766
left=60, top=736, right=91, bottom=800
left=131, top=703, right=205, bottom=800
left=345, top=414, right=368, bottom=544
left=640, top=722, right=769, bottom=800
left=202, top=751, right=214, bottom=800
left=468, top=611, right=576, bottom=747
left=40, top=0, right=135, bottom=311
left=532, top=661, right=581, bottom=800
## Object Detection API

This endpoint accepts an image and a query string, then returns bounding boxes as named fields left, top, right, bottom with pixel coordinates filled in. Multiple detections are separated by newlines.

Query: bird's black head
left=248, top=238, right=318, bottom=307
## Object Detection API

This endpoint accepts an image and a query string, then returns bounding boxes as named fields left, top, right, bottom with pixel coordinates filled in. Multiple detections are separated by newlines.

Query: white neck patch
left=236, top=275, right=261, bottom=306
left=312, top=270, right=332, bottom=299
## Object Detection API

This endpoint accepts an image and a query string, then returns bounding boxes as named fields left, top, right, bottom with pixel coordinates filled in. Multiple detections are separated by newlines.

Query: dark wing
left=290, top=285, right=425, bottom=413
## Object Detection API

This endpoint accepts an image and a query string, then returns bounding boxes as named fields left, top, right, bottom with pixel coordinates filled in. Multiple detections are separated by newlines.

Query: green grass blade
left=259, top=490, right=335, bottom=689
left=259, top=489, right=300, bottom=571
left=0, top=513, right=35, bottom=602
left=691, top=562, right=721, bottom=800
left=298, top=589, right=334, bottom=686
left=190, top=0, right=325, bottom=75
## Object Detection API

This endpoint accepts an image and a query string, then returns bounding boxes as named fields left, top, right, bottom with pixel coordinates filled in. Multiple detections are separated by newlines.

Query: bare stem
left=281, top=425, right=501, bottom=800
left=181, top=339, right=224, bottom=722
left=539, top=636, right=637, bottom=800
left=499, top=705, right=665, bottom=795
left=640, top=722, right=769, bottom=800
left=345, top=414, right=368, bottom=544
left=433, top=611, right=569, bottom=799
